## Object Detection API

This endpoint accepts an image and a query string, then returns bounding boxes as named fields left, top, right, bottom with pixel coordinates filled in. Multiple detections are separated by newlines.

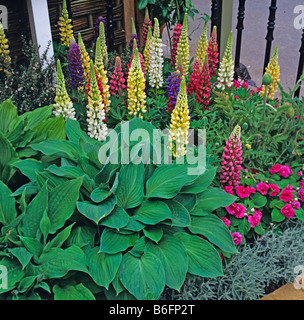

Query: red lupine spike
left=207, top=26, right=219, bottom=78
left=171, top=24, right=183, bottom=69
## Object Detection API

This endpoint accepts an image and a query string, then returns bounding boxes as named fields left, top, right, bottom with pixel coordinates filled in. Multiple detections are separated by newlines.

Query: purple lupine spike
left=68, top=39, right=84, bottom=89
left=94, top=16, right=107, bottom=42
left=166, top=71, right=181, bottom=113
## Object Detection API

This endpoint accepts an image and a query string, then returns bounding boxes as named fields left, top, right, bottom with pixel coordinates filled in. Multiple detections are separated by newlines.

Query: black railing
left=211, top=0, right=304, bottom=97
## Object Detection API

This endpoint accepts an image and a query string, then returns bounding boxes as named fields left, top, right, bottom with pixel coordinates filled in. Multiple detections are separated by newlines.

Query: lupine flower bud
left=99, top=21, right=108, bottom=67
left=166, top=71, right=181, bottom=113
left=68, top=38, right=84, bottom=90
left=220, top=125, right=243, bottom=188
left=142, top=7, right=153, bottom=47
left=143, top=26, right=153, bottom=73
left=207, top=26, right=219, bottom=78
left=58, top=0, right=73, bottom=47
left=110, top=56, right=126, bottom=95
left=195, top=21, right=208, bottom=66
left=171, top=24, right=182, bottom=69
left=129, top=17, right=140, bottom=51
left=168, top=76, right=190, bottom=158
left=0, top=22, right=11, bottom=75
left=175, top=14, right=189, bottom=77
left=94, top=16, right=106, bottom=42
left=78, top=33, right=91, bottom=84
left=54, top=60, right=76, bottom=120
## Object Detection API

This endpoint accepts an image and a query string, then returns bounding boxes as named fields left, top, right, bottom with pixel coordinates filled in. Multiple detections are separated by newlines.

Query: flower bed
left=0, top=1, right=303, bottom=300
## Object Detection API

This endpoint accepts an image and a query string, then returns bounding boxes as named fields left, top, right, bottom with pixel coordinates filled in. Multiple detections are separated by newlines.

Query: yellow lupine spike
left=78, top=33, right=91, bottom=83
left=260, top=46, right=280, bottom=100
left=195, top=21, right=208, bottom=66
left=99, top=21, right=108, bottom=67
left=0, top=22, right=11, bottom=75
left=168, top=76, right=190, bottom=158
left=58, top=0, right=73, bottom=47
left=175, top=13, right=189, bottom=78
left=143, top=26, right=152, bottom=73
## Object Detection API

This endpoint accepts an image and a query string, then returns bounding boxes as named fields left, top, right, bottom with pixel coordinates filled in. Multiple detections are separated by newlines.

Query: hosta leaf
left=49, top=223, right=75, bottom=248
left=165, top=200, right=190, bottom=227
left=145, top=165, right=196, bottom=199
left=174, top=232, right=223, bottom=278
left=19, top=236, right=43, bottom=259
left=115, top=163, right=145, bottom=209
left=53, top=283, right=95, bottom=300
left=99, top=228, right=139, bottom=254
left=119, top=251, right=165, bottom=300
left=7, top=247, right=32, bottom=270
left=0, top=133, right=17, bottom=169
left=99, top=206, right=129, bottom=230
left=0, top=98, right=18, bottom=134
left=85, top=247, right=122, bottom=289
left=0, top=180, right=17, bottom=226
left=32, top=115, right=66, bottom=141
left=133, top=200, right=172, bottom=225
left=146, top=234, right=188, bottom=291
left=0, top=257, right=24, bottom=294
left=188, top=215, right=237, bottom=253
left=77, top=195, right=116, bottom=224
left=19, top=104, right=53, bottom=131
left=48, top=177, right=83, bottom=234
left=143, top=226, right=163, bottom=243
left=13, top=159, right=46, bottom=182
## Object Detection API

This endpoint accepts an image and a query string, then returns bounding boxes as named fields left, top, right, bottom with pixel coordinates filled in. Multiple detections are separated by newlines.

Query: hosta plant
left=0, top=101, right=237, bottom=300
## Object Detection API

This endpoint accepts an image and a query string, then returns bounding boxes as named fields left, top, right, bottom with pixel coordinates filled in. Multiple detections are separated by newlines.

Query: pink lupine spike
left=110, top=56, right=126, bottom=95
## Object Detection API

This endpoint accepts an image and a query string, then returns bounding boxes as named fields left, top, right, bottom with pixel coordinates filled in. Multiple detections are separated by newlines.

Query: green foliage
left=0, top=101, right=237, bottom=300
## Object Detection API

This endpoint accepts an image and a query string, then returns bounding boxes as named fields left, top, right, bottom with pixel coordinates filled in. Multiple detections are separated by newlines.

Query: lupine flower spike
left=168, top=76, right=191, bottom=158
left=129, top=17, right=140, bottom=51
left=166, top=71, right=181, bottom=113
left=86, top=60, right=108, bottom=141
left=207, top=26, right=219, bottom=78
left=99, top=21, right=108, bottom=67
left=171, top=24, right=183, bottom=69
left=148, top=18, right=164, bottom=89
left=0, top=22, right=11, bottom=75
left=127, top=47, right=147, bottom=119
left=176, top=53, right=184, bottom=76
left=58, top=0, right=73, bottom=47
left=78, top=33, right=91, bottom=83
left=195, top=21, right=208, bottom=66
left=142, top=7, right=153, bottom=47
left=110, top=56, right=126, bottom=95
left=94, top=16, right=106, bottom=42
left=143, top=26, right=152, bottom=73
left=188, top=58, right=201, bottom=95
left=260, top=46, right=280, bottom=100
left=68, top=37, right=84, bottom=90
left=95, top=37, right=111, bottom=111
left=54, top=60, right=76, bottom=120
left=127, top=38, right=146, bottom=79
left=216, top=31, right=234, bottom=89
left=175, top=13, right=189, bottom=78
left=220, top=124, right=243, bottom=188
left=199, top=55, right=212, bottom=110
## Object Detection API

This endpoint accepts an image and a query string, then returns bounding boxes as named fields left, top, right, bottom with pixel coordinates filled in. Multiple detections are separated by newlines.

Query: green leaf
left=49, top=223, right=75, bottom=248
left=32, top=115, right=66, bottom=141
left=40, top=210, right=51, bottom=243
left=13, top=159, right=46, bottom=182
left=21, top=181, right=48, bottom=238
left=90, top=186, right=112, bottom=203
left=271, top=208, right=286, bottom=223
left=48, top=177, right=83, bottom=234
left=165, top=200, right=190, bottom=227
left=86, top=247, right=122, bottom=289
left=195, top=187, right=236, bottom=213
left=99, top=228, right=139, bottom=254
left=7, top=247, right=32, bottom=270
left=0, top=99, right=18, bottom=134
left=119, top=251, right=165, bottom=300
left=53, top=283, right=95, bottom=300
left=0, top=133, right=17, bottom=169
left=21, top=105, right=53, bottom=131
left=34, top=245, right=88, bottom=279
left=143, top=226, right=163, bottom=243
left=19, top=236, right=43, bottom=259
left=146, top=234, right=188, bottom=291
left=77, top=195, right=116, bottom=225
left=296, top=208, right=304, bottom=222
left=115, top=163, right=145, bottom=209
left=146, top=165, right=195, bottom=199
left=99, top=206, right=129, bottom=230
left=138, top=0, right=148, bottom=11
left=174, top=232, right=224, bottom=278
left=251, top=192, right=267, bottom=208
left=65, top=225, right=96, bottom=248
left=133, top=200, right=172, bottom=225
left=188, top=215, right=237, bottom=253
left=0, top=180, right=17, bottom=225
left=0, top=257, right=24, bottom=294
left=181, top=167, right=217, bottom=194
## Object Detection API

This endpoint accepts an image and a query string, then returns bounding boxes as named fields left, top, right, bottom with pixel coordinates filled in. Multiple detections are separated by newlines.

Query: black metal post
left=211, top=0, right=222, bottom=57
left=106, top=0, right=114, bottom=52
left=234, top=0, right=246, bottom=80
left=295, top=29, right=304, bottom=98
left=263, top=0, right=277, bottom=73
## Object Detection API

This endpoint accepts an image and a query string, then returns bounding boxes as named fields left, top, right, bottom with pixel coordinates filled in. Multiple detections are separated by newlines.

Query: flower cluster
left=220, top=125, right=243, bottom=188
left=166, top=71, right=181, bottom=113
left=0, top=22, right=11, bottom=75
left=142, top=7, right=153, bottom=47
left=110, top=56, right=126, bottom=95
left=86, top=61, right=108, bottom=141
left=99, top=21, right=108, bottom=67
left=148, top=18, right=163, bottom=89
left=175, top=14, right=189, bottom=77
left=53, top=60, right=76, bottom=120
left=129, top=18, right=140, bottom=51
left=58, top=0, right=73, bottom=47
left=68, top=37, right=84, bottom=90
left=127, top=47, right=147, bottom=118
left=78, top=33, right=91, bottom=84
left=216, top=31, right=234, bottom=89
left=269, top=164, right=293, bottom=178
left=260, top=46, right=280, bottom=100
left=171, top=24, right=182, bottom=69
left=127, top=39, right=145, bottom=80
left=94, top=16, right=106, bottom=42
left=168, top=76, right=190, bottom=158
left=187, top=58, right=201, bottom=95
left=207, top=26, right=219, bottom=78
left=195, top=21, right=208, bottom=66
left=143, top=26, right=153, bottom=74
